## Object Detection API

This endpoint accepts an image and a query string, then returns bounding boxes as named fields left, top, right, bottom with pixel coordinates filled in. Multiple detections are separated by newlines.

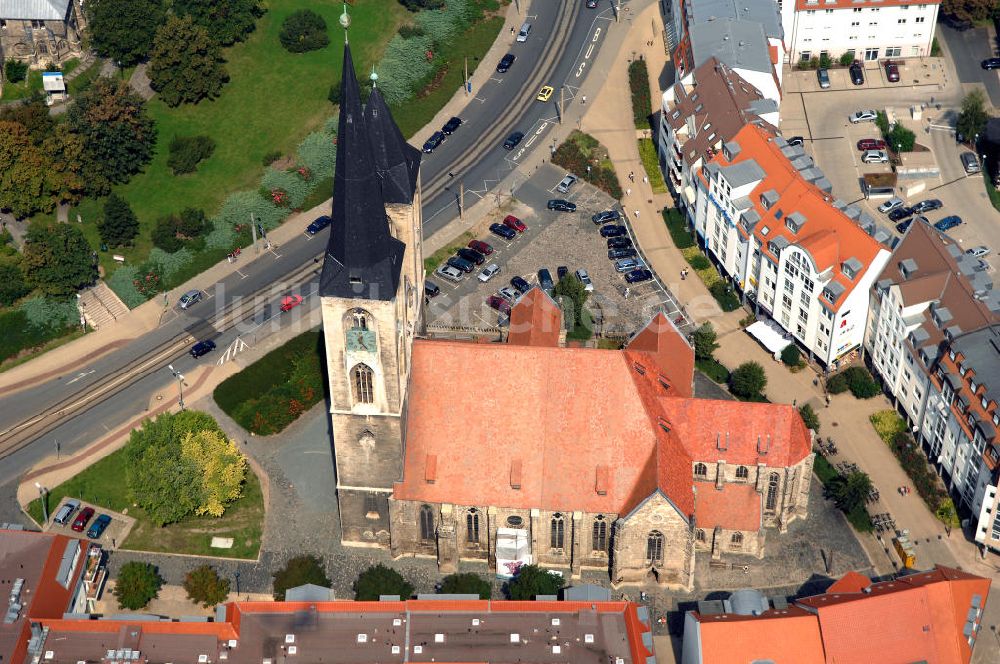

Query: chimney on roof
left=757, top=435, right=771, bottom=455
left=510, top=459, right=522, bottom=490
left=596, top=465, right=609, bottom=496
left=424, top=455, right=437, bottom=484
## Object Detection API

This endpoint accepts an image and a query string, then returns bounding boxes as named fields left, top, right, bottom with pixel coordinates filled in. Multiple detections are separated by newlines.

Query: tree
left=828, top=471, right=873, bottom=515
left=886, top=124, right=916, bottom=153
left=0, top=262, right=29, bottom=307
left=173, top=0, right=263, bottom=46
left=21, top=223, right=96, bottom=296
left=439, top=572, right=491, bottom=599
left=799, top=404, right=821, bottom=432
left=398, top=0, right=446, bottom=10
left=180, top=429, right=247, bottom=517
left=4, top=59, right=28, bottom=83
left=843, top=366, right=880, bottom=399
left=729, top=361, right=767, bottom=400
left=826, top=372, right=849, bottom=394
left=0, top=121, right=48, bottom=218
left=506, top=564, right=564, bottom=600
left=935, top=498, right=960, bottom=533
left=279, top=10, right=330, bottom=53
left=41, top=125, right=86, bottom=208
left=113, top=561, right=163, bottom=610
left=167, top=135, right=216, bottom=174
left=692, top=323, right=718, bottom=361
left=99, top=193, right=139, bottom=247
left=149, top=15, right=229, bottom=107
left=942, top=0, right=998, bottom=23
left=780, top=343, right=801, bottom=367
left=552, top=274, right=589, bottom=331
left=353, top=563, right=414, bottom=601
left=0, top=95, right=54, bottom=141
left=184, top=565, right=231, bottom=607
left=957, top=89, right=988, bottom=144
left=85, top=0, right=165, bottom=67
left=67, top=77, right=156, bottom=194
left=272, top=555, right=330, bottom=601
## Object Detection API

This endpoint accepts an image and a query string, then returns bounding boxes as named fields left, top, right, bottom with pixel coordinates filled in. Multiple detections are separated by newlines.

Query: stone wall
left=0, top=5, right=83, bottom=66
left=611, top=493, right=694, bottom=590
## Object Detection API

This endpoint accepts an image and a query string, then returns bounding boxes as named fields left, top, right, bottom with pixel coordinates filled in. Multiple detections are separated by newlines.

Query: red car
left=71, top=507, right=95, bottom=533
left=468, top=239, right=493, bottom=255
left=487, top=295, right=511, bottom=315
left=280, top=295, right=303, bottom=312
left=884, top=61, right=900, bottom=83
left=502, top=214, right=527, bottom=233
left=857, top=138, right=887, bottom=151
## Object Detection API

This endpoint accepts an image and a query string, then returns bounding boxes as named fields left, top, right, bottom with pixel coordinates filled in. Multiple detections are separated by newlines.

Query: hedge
left=628, top=59, right=652, bottom=129
left=550, top=132, right=623, bottom=199
left=637, top=138, right=667, bottom=194
left=663, top=208, right=694, bottom=249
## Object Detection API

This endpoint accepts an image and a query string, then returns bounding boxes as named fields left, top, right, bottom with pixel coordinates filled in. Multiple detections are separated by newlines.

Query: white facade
left=975, top=485, right=1000, bottom=553
left=781, top=0, right=940, bottom=64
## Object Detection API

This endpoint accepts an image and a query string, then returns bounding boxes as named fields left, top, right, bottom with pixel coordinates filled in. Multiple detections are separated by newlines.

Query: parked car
left=498, top=286, right=519, bottom=302
left=912, top=199, right=942, bottom=213
left=457, top=248, right=486, bottom=265
left=280, top=294, right=303, bottom=312
left=435, top=264, right=464, bottom=282
left=489, top=223, right=517, bottom=240
left=884, top=61, right=900, bottom=82
left=966, top=245, right=991, bottom=258
left=468, top=239, right=493, bottom=255
left=510, top=276, right=531, bottom=293
left=516, top=21, right=531, bottom=42
left=53, top=499, right=80, bottom=526
left=600, top=224, right=627, bottom=238
left=972, top=258, right=991, bottom=272
left=306, top=215, right=331, bottom=235
left=537, top=85, right=554, bottom=102
left=849, top=109, right=878, bottom=123
left=607, top=236, right=633, bottom=250
left=888, top=206, right=915, bottom=221
left=861, top=149, right=889, bottom=164
left=422, top=131, right=445, bottom=153
left=479, top=264, right=501, bottom=282
left=556, top=174, right=578, bottom=193
left=502, top=214, right=527, bottom=233
left=547, top=199, right=576, bottom=212
left=592, top=209, right=621, bottom=224
left=502, top=131, right=525, bottom=150
left=575, top=269, right=594, bottom=291
left=557, top=266, right=569, bottom=280
left=615, top=257, right=644, bottom=273
left=785, top=136, right=804, bottom=147
left=934, top=216, right=963, bottom=231
left=178, top=289, right=202, bottom=309
left=487, top=295, right=511, bottom=314
left=441, top=116, right=462, bottom=135
left=446, top=256, right=474, bottom=273
left=817, top=68, right=830, bottom=89
left=878, top=197, right=904, bottom=213
left=960, top=152, right=981, bottom=174
left=538, top=268, right=554, bottom=292
left=849, top=61, right=864, bottom=85
left=87, top=514, right=112, bottom=539
left=608, top=247, right=638, bottom=260
left=71, top=507, right=95, bottom=533
left=625, top=269, right=653, bottom=284
left=857, top=138, right=887, bottom=151
left=982, top=58, right=1000, bottom=70
left=190, top=339, right=216, bottom=358
left=587, top=0, right=599, bottom=6
left=424, top=281, right=441, bottom=298
left=895, top=218, right=914, bottom=234
left=496, top=53, right=515, bottom=73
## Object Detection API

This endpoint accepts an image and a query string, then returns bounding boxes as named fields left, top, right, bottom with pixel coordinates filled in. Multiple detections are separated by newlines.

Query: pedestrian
left=448, top=171, right=455, bottom=178
left=626, top=188, right=631, bottom=196
left=634, top=209, right=640, bottom=219
left=629, top=171, right=635, bottom=182
left=643, top=175, right=648, bottom=185
left=792, top=398, right=797, bottom=407
left=680, top=269, right=685, bottom=280
left=582, top=95, right=587, bottom=105
left=825, top=394, right=831, bottom=408
left=510, top=26, right=515, bottom=36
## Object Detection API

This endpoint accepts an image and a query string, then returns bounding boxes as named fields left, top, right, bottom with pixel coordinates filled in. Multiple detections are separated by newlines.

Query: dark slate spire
left=364, top=85, right=421, bottom=204
left=320, top=44, right=404, bottom=301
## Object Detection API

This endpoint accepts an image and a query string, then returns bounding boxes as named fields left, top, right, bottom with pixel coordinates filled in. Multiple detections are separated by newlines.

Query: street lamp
left=167, top=364, right=185, bottom=410
left=35, top=482, right=48, bottom=523
left=235, top=570, right=241, bottom=596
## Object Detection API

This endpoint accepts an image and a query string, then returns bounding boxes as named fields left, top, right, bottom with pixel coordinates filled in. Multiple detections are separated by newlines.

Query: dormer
left=822, top=281, right=845, bottom=305
left=760, top=189, right=779, bottom=210
left=898, top=258, right=918, bottom=280
left=842, top=257, right=863, bottom=281
left=722, top=141, right=741, bottom=161
left=785, top=211, right=807, bottom=234
left=930, top=303, right=953, bottom=328
left=768, top=235, right=789, bottom=258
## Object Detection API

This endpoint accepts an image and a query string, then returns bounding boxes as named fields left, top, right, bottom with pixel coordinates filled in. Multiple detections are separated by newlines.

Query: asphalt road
left=937, top=22, right=1000, bottom=106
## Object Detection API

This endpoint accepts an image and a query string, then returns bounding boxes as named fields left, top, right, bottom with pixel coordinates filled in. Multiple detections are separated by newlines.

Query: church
left=319, top=43, right=814, bottom=591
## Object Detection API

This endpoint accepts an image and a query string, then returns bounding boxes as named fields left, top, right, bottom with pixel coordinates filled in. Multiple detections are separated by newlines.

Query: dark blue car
left=422, top=131, right=446, bottom=153
left=490, top=223, right=517, bottom=240
left=306, top=215, right=331, bottom=235
left=510, top=276, right=531, bottom=293
left=190, top=339, right=216, bottom=358
left=87, top=514, right=111, bottom=539
left=934, top=216, right=963, bottom=232
left=625, top=269, right=653, bottom=284
left=600, top=225, right=627, bottom=238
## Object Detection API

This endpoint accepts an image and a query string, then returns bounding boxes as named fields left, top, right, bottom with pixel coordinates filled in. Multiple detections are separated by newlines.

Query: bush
left=506, top=564, right=564, bottom=600
left=19, top=297, right=78, bottom=331
left=826, top=372, right=848, bottom=394
left=4, top=59, right=28, bottom=83
left=374, top=32, right=435, bottom=106
left=328, top=81, right=341, bottom=105
left=261, top=167, right=313, bottom=209
left=354, top=563, right=414, bottom=601
left=780, top=343, right=801, bottom=367
left=184, top=565, right=230, bottom=607
left=0, top=262, right=30, bottom=307
left=839, top=51, right=855, bottom=66
left=663, top=208, right=694, bottom=249
left=819, top=53, right=832, bottom=69
left=709, top=280, right=741, bottom=312
left=279, top=9, right=329, bottom=53
left=691, top=322, right=718, bottom=361
left=628, top=60, right=652, bottom=129
left=696, top=357, right=730, bottom=383
left=297, top=130, right=337, bottom=179
left=730, top=361, right=767, bottom=400
left=214, top=190, right=285, bottom=233
left=261, top=150, right=282, bottom=166
left=114, top=561, right=163, bottom=610
left=272, top=555, right=330, bottom=601
left=397, top=23, right=425, bottom=39
left=168, top=135, right=216, bottom=175
left=550, top=132, right=622, bottom=199
left=148, top=247, right=194, bottom=283
left=799, top=403, right=820, bottom=432
left=106, top=265, right=147, bottom=308
left=637, top=137, right=667, bottom=193
left=890, top=431, right=948, bottom=512
left=99, top=193, right=140, bottom=247
left=870, top=409, right=906, bottom=444
left=439, top=572, right=491, bottom=599
left=398, top=0, right=446, bottom=10
left=842, top=366, right=880, bottom=399
left=688, top=254, right=710, bottom=270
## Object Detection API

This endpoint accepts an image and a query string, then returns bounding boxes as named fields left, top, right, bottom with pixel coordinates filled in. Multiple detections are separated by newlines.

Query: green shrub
left=4, top=59, right=28, bottom=83
left=0, top=262, right=30, bottom=307
left=354, top=563, right=414, bottom=601
left=295, top=131, right=337, bottom=180
left=886, top=124, right=916, bottom=153
left=799, top=403, right=820, bottom=432
left=781, top=343, right=801, bottom=367
left=637, top=137, right=667, bottom=193
left=710, top=281, right=741, bottom=312
left=114, top=561, right=163, bottom=610
left=842, top=366, right=880, bottom=399
left=374, top=33, right=435, bottom=106
left=214, top=189, right=285, bottom=232
left=167, top=135, right=216, bottom=175
left=628, top=60, right=652, bottom=129
left=870, top=409, right=906, bottom=444
left=826, top=372, right=849, bottom=394
left=663, top=208, right=695, bottom=249
left=273, top=555, right=330, bottom=601
left=839, top=51, right=856, bottom=66
left=261, top=167, right=313, bottom=209
left=688, top=254, right=710, bottom=270
left=439, top=572, right=491, bottom=599
left=397, top=23, right=425, bottom=39
left=261, top=150, right=282, bottom=166
left=279, top=9, right=330, bottom=53
left=730, top=361, right=767, bottom=400
left=106, top=265, right=147, bottom=308
left=19, top=297, right=78, bottom=331
left=890, top=431, right=947, bottom=512
left=819, top=53, right=832, bottom=69
left=0, top=309, right=73, bottom=364
left=550, top=132, right=622, bottom=199
left=148, top=247, right=194, bottom=282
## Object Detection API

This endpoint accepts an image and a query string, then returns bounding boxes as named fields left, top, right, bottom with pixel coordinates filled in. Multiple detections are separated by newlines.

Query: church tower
left=319, top=41, right=422, bottom=547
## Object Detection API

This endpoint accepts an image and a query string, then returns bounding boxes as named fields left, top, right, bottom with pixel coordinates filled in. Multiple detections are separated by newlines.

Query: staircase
left=79, top=281, right=130, bottom=330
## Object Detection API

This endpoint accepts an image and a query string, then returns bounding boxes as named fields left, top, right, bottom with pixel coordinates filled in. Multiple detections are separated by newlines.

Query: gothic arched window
left=736, top=466, right=749, bottom=480
left=351, top=364, right=374, bottom=404
left=466, top=509, right=480, bottom=544
left=550, top=513, right=565, bottom=549
left=696, top=529, right=706, bottom=543
left=419, top=505, right=434, bottom=541
left=694, top=462, right=707, bottom=478
left=766, top=472, right=780, bottom=511
left=592, top=516, right=608, bottom=552
left=731, top=532, right=744, bottom=548
left=350, top=309, right=371, bottom=330
left=646, top=531, right=664, bottom=564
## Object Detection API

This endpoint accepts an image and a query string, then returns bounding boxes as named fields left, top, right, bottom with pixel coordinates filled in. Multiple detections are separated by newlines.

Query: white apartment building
left=781, top=0, right=940, bottom=64
left=691, top=124, right=892, bottom=367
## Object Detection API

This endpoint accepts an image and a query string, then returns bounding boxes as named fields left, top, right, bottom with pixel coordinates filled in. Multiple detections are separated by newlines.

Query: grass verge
left=695, top=357, right=729, bottom=383
left=0, top=309, right=82, bottom=367
left=424, top=231, right=475, bottom=273
left=552, top=130, right=623, bottom=199
left=1, top=70, right=44, bottom=101
left=637, top=138, right=667, bottom=194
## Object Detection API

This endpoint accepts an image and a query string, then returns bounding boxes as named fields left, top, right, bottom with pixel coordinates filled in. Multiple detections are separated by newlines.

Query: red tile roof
left=695, top=607, right=826, bottom=663
left=508, top=287, right=562, bottom=347
left=625, top=312, right=695, bottom=397
left=695, top=482, right=762, bottom=531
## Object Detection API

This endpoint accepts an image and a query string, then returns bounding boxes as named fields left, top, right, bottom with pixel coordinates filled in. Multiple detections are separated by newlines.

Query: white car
left=878, top=197, right=904, bottom=214
left=861, top=149, right=889, bottom=164
left=849, top=109, right=878, bottom=124
left=556, top=174, right=578, bottom=193
left=575, top=269, right=594, bottom=291
left=478, top=264, right=501, bottom=282
left=435, top=264, right=464, bottom=282
left=966, top=245, right=991, bottom=258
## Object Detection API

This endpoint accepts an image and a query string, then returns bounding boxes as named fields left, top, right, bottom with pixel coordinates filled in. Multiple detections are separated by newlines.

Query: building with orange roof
left=317, top=37, right=813, bottom=592
left=691, top=123, right=892, bottom=367
left=681, top=565, right=990, bottom=664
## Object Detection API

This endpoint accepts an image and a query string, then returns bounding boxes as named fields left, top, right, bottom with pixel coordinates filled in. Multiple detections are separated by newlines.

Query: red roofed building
left=317, top=42, right=813, bottom=593
left=682, top=566, right=991, bottom=664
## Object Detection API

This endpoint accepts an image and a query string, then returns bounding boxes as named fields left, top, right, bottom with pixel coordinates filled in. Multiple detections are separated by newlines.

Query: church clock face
left=347, top=328, right=377, bottom=352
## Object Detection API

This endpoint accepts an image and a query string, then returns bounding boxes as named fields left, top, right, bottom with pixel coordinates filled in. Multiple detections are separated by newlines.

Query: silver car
left=615, top=257, right=644, bottom=273
left=178, top=289, right=202, bottom=309
left=966, top=245, right=991, bottom=258
left=556, top=174, right=578, bottom=193
left=961, top=152, right=981, bottom=174
left=861, top=149, right=889, bottom=164
left=878, top=197, right=904, bottom=214
left=849, top=109, right=878, bottom=124
left=478, top=264, right=501, bottom=282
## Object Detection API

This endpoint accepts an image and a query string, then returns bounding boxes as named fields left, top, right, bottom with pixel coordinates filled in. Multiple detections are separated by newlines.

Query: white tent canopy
left=746, top=320, right=792, bottom=356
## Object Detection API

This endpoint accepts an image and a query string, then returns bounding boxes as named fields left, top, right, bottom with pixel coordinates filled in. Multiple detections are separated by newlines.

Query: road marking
left=472, top=96, right=487, bottom=104
left=236, top=269, right=248, bottom=279
left=66, top=370, right=95, bottom=385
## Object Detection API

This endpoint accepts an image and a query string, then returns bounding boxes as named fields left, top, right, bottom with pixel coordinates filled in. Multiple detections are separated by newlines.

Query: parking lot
left=781, top=62, right=1000, bottom=271
left=41, top=496, right=134, bottom=548
left=426, top=165, right=692, bottom=337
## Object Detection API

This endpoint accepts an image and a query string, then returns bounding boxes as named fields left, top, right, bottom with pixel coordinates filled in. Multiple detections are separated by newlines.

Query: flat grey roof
left=689, top=18, right=772, bottom=74
left=952, top=326, right=1000, bottom=407
left=0, top=0, right=69, bottom=21
left=686, top=0, right=784, bottom=39
left=721, top=159, right=766, bottom=188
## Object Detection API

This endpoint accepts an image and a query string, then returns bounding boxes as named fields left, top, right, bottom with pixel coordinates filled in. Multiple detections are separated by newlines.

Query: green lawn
left=27, top=446, right=264, bottom=559
left=1, top=69, right=44, bottom=101
left=637, top=138, right=667, bottom=194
